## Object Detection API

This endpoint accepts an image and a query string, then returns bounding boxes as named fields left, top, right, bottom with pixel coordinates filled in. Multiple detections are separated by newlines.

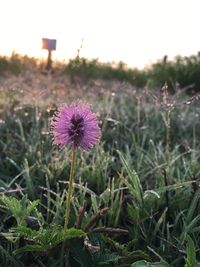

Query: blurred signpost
left=42, top=38, right=57, bottom=70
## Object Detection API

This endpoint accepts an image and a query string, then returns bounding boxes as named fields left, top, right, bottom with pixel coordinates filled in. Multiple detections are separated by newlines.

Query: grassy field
left=0, top=55, right=200, bottom=267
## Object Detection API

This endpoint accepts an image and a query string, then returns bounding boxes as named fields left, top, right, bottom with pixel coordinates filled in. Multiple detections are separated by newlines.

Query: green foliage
left=96, top=253, right=121, bottom=264
left=69, top=238, right=95, bottom=267
left=64, top=51, right=200, bottom=92
left=3, top=51, right=200, bottom=93
left=118, top=150, right=143, bottom=206
left=0, top=52, right=24, bottom=75
left=184, top=235, right=196, bottom=267
left=0, top=245, right=24, bottom=267
left=0, top=195, right=39, bottom=226
left=131, top=260, right=170, bottom=267
left=103, top=236, right=150, bottom=265
left=64, top=56, right=147, bottom=87
left=148, top=52, right=200, bottom=93
left=11, top=225, right=86, bottom=254
left=0, top=52, right=45, bottom=75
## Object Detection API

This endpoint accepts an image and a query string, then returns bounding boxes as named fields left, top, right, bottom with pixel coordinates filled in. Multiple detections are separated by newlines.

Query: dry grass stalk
left=84, top=207, right=109, bottom=232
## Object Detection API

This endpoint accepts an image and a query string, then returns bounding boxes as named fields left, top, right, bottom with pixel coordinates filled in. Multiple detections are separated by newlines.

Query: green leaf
left=131, top=260, right=171, bottom=267
left=14, top=245, right=44, bottom=254
left=0, top=245, right=24, bottom=267
left=185, top=189, right=200, bottom=224
left=97, top=253, right=121, bottom=264
left=13, top=226, right=86, bottom=254
left=0, top=195, right=39, bottom=226
left=131, top=260, right=150, bottom=267
left=117, top=150, right=143, bottom=205
left=123, top=250, right=150, bottom=262
left=11, top=225, right=38, bottom=239
left=36, top=226, right=86, bottom=250
left=70, top=239, right=94, bottom=267
left=184, top=235, right=196, bottom=267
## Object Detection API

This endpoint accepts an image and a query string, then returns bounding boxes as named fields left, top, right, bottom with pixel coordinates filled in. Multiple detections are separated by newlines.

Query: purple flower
left=51, top=101, right=100, bottom=151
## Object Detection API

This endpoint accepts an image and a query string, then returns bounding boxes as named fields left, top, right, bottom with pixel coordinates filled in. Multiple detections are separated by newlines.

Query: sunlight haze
left=1, top=0, right=200, bottom=68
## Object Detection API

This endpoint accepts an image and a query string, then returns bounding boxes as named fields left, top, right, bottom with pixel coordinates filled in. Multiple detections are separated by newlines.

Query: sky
left=1, top=0, right=200, bottom=69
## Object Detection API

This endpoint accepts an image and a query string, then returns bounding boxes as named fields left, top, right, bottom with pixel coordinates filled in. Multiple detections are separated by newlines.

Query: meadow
left=0, top=53, right=200, bottom=267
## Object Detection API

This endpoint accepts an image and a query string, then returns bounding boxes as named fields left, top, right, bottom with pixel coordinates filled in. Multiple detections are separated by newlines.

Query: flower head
left=51, top=101, right=100, bottom=151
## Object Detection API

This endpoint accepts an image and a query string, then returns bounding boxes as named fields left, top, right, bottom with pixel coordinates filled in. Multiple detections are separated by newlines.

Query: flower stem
left=64, top=149, right=77, bottom=231
left=166, top=110, right=171, bottom=155
left=60, top=149, right=77, bottom=267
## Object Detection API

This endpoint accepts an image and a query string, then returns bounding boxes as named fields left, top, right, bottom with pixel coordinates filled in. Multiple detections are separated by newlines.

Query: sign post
left=42, top=38, right=57, bottom=70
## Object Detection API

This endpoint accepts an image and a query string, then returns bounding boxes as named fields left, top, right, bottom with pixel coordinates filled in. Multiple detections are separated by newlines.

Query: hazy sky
left=1, top=0, right=200, bottom=68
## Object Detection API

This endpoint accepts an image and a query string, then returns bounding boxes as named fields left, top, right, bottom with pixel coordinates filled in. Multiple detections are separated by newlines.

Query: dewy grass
left=51, top=100, right=100, bottom=265
left=2, top=78, right=200, bottom=266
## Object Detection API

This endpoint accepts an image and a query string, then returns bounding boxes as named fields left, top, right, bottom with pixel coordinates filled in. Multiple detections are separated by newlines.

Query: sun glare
left=1, top=0, right=200, bottom=68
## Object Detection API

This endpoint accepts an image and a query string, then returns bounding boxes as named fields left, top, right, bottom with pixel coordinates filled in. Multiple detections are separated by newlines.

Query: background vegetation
left=2, top=51, right=200, bottom=93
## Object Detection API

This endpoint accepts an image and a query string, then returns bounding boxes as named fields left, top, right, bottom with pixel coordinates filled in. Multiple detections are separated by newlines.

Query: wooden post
left=46, top=50, right=52, bottom=70
left=42, top=38, right=57, bottom=70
